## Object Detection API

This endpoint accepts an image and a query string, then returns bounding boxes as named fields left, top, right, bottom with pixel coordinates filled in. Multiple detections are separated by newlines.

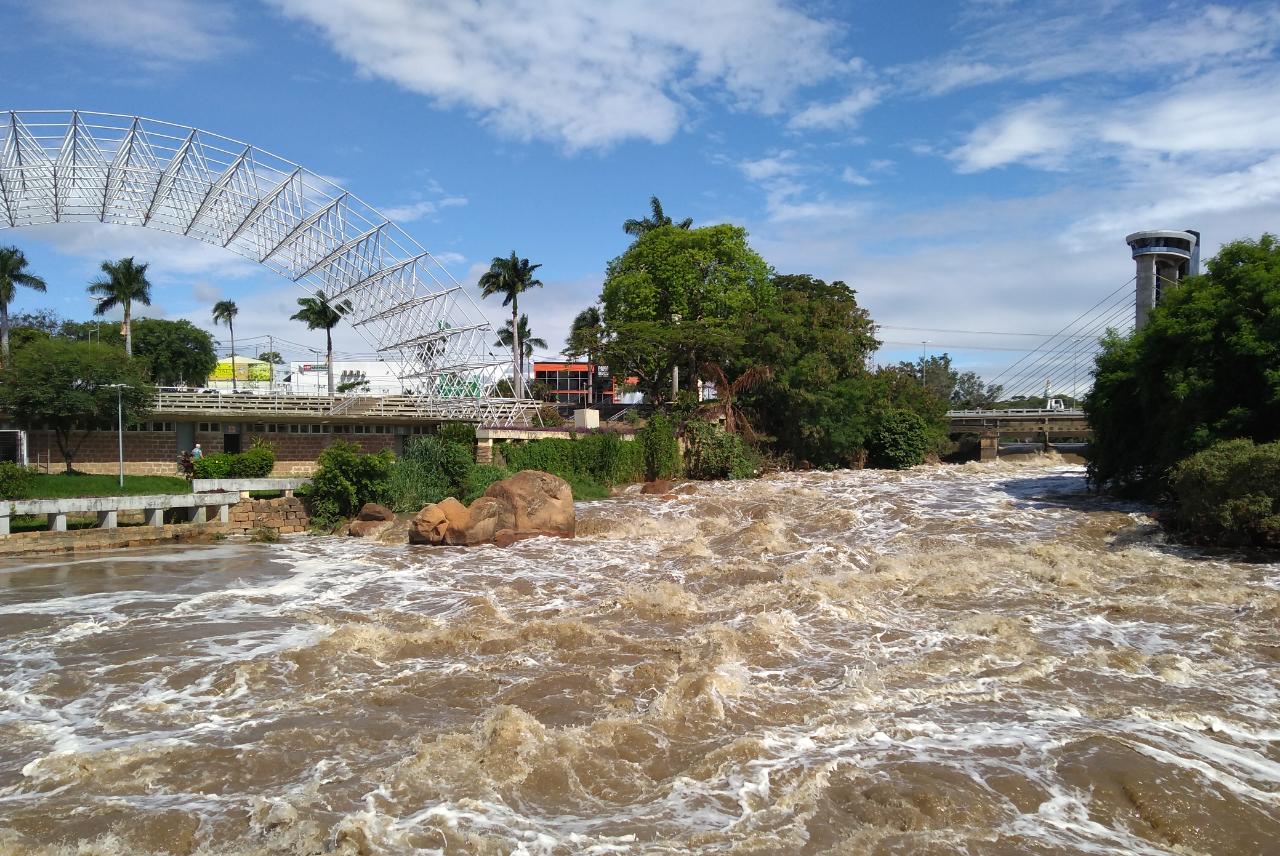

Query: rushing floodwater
left=0, top=460, right=1277, bottom=855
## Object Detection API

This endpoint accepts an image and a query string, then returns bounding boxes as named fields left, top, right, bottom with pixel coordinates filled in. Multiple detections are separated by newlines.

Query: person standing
left=192, top=443, right=203, bottom=461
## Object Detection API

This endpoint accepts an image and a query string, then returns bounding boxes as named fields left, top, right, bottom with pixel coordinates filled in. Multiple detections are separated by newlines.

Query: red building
left=532, top=362, right=635, bottom=405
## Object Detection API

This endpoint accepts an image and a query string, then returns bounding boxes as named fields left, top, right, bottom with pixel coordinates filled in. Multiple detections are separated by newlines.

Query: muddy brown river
left=0, top=461, right=1277, bottom=854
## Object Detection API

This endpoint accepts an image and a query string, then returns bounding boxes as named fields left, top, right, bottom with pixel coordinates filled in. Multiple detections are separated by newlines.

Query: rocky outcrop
left=347, top=502, right=396, bottom=538
left=408, top=470, right=575, bottom=547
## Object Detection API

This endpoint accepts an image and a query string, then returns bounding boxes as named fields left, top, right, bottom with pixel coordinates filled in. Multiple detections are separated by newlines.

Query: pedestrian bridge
left=946, top=409, right=1091, bottom=461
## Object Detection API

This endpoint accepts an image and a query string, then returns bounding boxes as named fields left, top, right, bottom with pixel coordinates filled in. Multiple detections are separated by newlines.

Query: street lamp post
left=920, top=340, right=930, bottom=386
left=105, top=383, right=128, bottom=488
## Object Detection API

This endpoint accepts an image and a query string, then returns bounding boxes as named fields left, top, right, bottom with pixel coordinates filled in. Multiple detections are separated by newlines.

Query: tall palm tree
left=623, top=195, right=693, bottom=237
left=289, top=290, right=352, bottom=396
left=494, top=313, right=546, bottom=377
left=564, top=305, right=604, bottom=403
left=211, top=300, right=239, bottom=391
left=698, top=362, right=774, bottom=437
left=0, top=246, right=46, bottom=360
left=88, top=257, right=152, bottom=356
left=478, top=251, right=542, bottom=397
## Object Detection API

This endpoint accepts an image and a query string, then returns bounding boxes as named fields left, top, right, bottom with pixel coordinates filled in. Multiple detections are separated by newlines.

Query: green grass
left=21, top=473, right=192, bottom=499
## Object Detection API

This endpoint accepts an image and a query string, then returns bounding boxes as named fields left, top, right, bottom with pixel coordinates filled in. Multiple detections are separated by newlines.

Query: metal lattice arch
left=1, top=109, right=536, bottom=424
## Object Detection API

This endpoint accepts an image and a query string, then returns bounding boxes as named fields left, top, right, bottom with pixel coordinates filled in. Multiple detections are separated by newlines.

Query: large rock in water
left=347, top=502, right=396, bottom=537
left=408, top=470, right=575, bottom=547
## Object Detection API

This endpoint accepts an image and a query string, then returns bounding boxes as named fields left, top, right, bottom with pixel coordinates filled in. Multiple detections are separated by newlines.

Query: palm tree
left=564, top=305, right=604, bottom=403
left=0, top=246, right=47, bottom=360
left=88, top=257, right=152, bottom=356
left=478, top=251, right=543, bottom=397
left=494, top=313, right=546, bottom=377
left=623, top=195, right=693, bottom=237
left=211, top=300, right=239, bottom=391
left=698, top=362, right=774, bottom=437
left=289, top=290, right=352, bottom=396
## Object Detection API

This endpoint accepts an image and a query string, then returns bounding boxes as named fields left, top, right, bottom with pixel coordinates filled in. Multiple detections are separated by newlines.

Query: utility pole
left=671, top=313, right=682, bottom=402
left=920, top=340, right=930, bottom=386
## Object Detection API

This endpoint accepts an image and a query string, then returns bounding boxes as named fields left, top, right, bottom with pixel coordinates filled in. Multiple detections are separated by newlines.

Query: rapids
left=0, top=461, right=1277, bottom=854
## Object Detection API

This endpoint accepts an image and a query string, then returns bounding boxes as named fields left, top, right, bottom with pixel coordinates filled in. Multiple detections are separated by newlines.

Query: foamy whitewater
left=1, top=462, right=1277, bottom=854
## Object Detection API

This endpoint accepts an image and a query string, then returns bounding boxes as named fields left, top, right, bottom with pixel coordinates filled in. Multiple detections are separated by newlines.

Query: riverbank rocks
left=347, top=502, right=396, bottom=538
left=408, top=470, right=575, bottom=547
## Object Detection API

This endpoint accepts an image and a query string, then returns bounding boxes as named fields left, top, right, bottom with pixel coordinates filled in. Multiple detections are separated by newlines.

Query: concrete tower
left=1126, top=229, right=1200, bottom=329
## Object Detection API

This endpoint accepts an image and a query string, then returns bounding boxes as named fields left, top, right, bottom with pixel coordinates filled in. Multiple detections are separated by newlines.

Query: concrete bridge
left=946, top=409, right=1092, bottom=461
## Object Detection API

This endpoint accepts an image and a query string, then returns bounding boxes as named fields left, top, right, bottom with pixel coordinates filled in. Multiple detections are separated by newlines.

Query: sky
left=3, top=0, right=1280, bottom=392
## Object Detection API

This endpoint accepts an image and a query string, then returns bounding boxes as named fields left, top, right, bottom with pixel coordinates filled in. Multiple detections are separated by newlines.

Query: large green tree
left=211, top=299, right=239, bottom=391
left=623, top=195, right=693, bottom=237
left=58, top=318, right=217, bottom=387
left=734, top=274, right=882, bottom=465
left=601, top=223, right=772, bottom=403
left=0, top=339, right=155, bottom=472
left=0, top=247, right=47, bottom=361
left=290, top=291, right=352, bottom=396
left=479, top=251, right=543, bottom=398
left=1086, top=234, right=1280, bottom=495
left=88, top=257, right=152, bottom=356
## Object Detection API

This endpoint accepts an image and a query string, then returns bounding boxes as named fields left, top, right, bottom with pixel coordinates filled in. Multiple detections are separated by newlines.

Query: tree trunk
left=123, top=301, right=133, bottom=357
left=55, top=428, right=75, bottom=474
left=326, top=327, right=335, bottom=396
left=1, top=302, right=9, bottom=362
left=511, top=302, right=522, bottom=398
left=230, top=321, right=237, bottom=392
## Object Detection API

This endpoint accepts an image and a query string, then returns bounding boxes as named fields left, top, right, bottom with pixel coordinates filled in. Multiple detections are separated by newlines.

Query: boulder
left=483, top=470, right=575, bottom=538
left=641, top=479, right=673, bottom=495
left=348, top=502, right=398, bottom=537
left=408, top=470, right=575, bottom=547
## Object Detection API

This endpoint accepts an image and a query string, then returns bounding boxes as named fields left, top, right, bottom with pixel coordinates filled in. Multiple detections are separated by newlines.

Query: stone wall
left=225, top=496, right=310, bottom=535
left=0, top=521, right=225, bottom=556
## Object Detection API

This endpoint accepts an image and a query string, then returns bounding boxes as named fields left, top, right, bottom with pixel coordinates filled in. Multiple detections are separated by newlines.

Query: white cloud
left=738, top=151, right=804, bottom=182
left=787, top=86, right=881, bottom=130
left=21, top=223, right=259, bottom=281
left=949, top=98, right=1078, bottom=172
left=271, top=0, right=849, bottom=150
left=840, top=166, right=871, bottom=186
left=34, top=0, right=240, bottom=62
left=903, top=2, right=1280, bottom=95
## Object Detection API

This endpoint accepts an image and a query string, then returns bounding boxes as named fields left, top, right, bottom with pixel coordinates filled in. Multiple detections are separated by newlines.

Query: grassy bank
left=17, top=473, right=191, bottom=499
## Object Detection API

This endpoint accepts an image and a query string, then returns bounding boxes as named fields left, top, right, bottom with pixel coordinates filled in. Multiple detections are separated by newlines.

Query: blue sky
left=4, top=0, right=1280, bottom=388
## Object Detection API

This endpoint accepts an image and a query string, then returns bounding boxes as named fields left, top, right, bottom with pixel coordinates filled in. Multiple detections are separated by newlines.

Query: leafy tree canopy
left=58, top=318, right=217, bottom=386
left=1085, top=233, right=1280, bottom=494
left=0, top=338, right=155, bottom=472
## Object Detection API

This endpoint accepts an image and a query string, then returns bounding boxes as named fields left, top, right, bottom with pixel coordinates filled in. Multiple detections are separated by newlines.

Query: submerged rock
left=409, top=470, right=575, bottom=547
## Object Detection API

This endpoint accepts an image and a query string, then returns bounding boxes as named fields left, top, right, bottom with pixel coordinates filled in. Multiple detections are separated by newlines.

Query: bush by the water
left=436, top=422, right=477, bottom=448
left=1170, top=439, right=1280, bottom=547
left=193, top=443, right=276, bottom=479
left=866, top=409, right=931, bottom=469
left=385, top=435, right=475, bottom=512
left=304, top=441, right=393, bottom=529
left=683, top=420, right=757, bottom=480
left=0, top=461, right=36, bottom=499
left=497, top=430, right=645, bottom=499
left=639, top=414, right=681, bottom=481
left=463, top=464, right=513, bottom=503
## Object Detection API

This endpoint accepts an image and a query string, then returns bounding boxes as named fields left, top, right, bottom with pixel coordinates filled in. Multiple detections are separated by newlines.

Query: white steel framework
left=0, top=110, right=538, bottom=424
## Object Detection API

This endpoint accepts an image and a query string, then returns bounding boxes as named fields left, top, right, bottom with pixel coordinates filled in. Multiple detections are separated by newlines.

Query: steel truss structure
left=0, top=110, right=538, bottom=424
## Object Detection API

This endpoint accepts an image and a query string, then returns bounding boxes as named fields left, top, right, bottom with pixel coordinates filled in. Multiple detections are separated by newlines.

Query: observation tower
left=1125, top=229, right=1200, bottom=329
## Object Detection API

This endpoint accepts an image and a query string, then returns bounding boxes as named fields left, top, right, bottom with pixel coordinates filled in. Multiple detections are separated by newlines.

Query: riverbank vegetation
left=1086, top=234, right=1280, bottom=547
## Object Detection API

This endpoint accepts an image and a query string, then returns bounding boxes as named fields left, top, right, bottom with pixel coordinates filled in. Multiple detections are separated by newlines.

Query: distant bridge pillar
left=979, top=431, right=1000, bottom=462
left=1127, top=229, right=1199, bottom=329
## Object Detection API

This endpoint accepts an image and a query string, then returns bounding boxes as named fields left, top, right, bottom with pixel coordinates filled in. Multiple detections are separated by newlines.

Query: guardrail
left=946, top=409, right=1086, bottom=416
left=0, top=492, right=239, bottom=535
left=192, top=478, right=310, bottom=497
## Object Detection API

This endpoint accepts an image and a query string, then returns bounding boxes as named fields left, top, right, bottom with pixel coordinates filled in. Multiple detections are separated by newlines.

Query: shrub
left=683, top=420, right=758, bottom=480
left=495, top=431, right=646, bottom=498
left=1170, top=438, right=1280, bottom=547
left=192, top=444, right=275, bottom=479
left=436, top=422, right=477, bottom=449
left=538, top=404, right=567, bottom=427
left=304, top=441, right=394, bottom=529
left=0, top=461, right=36, bottom=499
left=866, top=409, right=931, bottom=470
left=639, top=413, right=681, bottom=481
left=463, top=464, right=512, bottom=503
left=386, top=435, right=475, bottom=512
left=229, top=443, right=275, bottom=478
left=192, top=453, right=233, bottom=479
